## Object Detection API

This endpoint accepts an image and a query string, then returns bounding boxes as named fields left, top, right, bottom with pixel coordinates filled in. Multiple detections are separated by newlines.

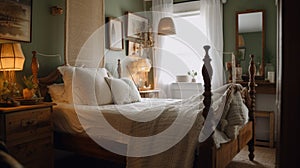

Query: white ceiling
left=238, top=12, right=263, bottom=33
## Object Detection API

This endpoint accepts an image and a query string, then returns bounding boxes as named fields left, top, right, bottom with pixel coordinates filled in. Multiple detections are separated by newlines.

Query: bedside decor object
left=176, top=75, right=190, bottom=82
left=187, top=70, right=197, bottom=82
left=236, top=66, right=243, bottom=81
left=22, top=75, right=38, bottom=99
left=0, top=80, right=21, bottom=107
left=50, top=6, right=63, bottom=15
left=0, top=0, right=32, bottom=42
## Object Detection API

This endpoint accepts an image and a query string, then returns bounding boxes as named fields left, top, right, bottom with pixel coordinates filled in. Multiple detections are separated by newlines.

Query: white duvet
left=52, top=83, right=248, bottom=150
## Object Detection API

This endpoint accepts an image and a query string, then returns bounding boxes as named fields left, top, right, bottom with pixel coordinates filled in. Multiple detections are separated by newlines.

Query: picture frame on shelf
left=126, top=12, right=148, bottom=40
left=238, top=47, right=246, bottom=60
left=0, top=0, right=32, bottom=42
left=108, top=17, right=123, bottom=51
left=126, top=40, right=143, bottom=57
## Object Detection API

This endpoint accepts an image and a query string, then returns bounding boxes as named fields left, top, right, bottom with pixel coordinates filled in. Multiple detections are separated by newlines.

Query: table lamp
left=0, top=43, right=25, bottom=106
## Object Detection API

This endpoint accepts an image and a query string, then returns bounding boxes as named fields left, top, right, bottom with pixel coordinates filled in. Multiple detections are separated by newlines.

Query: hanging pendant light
left=158, top=17, right=176, bottom=35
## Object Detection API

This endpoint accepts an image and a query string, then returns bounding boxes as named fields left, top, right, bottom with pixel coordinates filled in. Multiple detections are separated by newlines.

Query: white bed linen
left=52, top=83, right=248, bottom=148
left=52, top=98, right=181, bottom=141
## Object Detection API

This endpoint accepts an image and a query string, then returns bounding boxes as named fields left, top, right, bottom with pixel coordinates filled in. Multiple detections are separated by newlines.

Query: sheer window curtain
left=199, top=0, right=224, bottom=89
left=152, top=0, right=224, bottom=98
left=152, top=0, right=174, bottom=97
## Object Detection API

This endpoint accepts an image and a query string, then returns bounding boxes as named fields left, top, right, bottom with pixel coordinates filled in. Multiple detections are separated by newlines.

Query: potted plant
left=23, top=75, right=38, bottom=99
left=0, top=80, right=21, bottom=106
left=187, top=70, right=197, bottom=82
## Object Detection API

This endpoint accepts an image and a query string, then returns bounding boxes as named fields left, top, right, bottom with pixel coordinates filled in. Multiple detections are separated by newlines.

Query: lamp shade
left=137, top=58, right=151, bottom=72
left=0, top=43, right=25, bottom=71
left=158, top=17, right=176, bottom=35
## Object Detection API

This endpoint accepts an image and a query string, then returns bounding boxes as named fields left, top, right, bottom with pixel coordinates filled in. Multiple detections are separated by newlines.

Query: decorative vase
left=23, top=88, right=35, bottom=99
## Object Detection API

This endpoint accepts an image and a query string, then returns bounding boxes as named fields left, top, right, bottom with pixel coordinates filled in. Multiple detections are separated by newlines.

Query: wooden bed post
left=194, top=45, right=215, bottom=168
left=31, top=51, right=39, bottom=87
left=248, top=54, right=256, bottom=161
left=202, top=45, right=213, bottom=119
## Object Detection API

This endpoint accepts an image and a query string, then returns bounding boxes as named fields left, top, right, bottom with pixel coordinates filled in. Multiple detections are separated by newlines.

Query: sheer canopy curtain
left=152, top=0, right=224, bottom=98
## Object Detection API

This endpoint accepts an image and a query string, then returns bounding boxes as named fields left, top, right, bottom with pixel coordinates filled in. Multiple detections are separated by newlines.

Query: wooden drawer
left=8, top=137, right=53, bottom=168
left=5, top=108, right=52, bottom=143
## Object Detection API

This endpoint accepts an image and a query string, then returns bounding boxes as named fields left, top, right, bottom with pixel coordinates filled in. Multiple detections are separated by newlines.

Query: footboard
left=195, top=47, right=256, bottom=168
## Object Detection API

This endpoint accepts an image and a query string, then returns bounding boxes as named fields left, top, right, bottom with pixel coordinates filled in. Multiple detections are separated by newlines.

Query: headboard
left=31, top=50, right=122, bottom=100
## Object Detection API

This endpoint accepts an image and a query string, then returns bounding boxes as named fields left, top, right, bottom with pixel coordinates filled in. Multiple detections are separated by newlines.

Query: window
left=157, top=12, right=208, bottom=97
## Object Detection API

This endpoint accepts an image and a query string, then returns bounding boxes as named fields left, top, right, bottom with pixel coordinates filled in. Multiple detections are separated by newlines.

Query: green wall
left=0, top=0, right=65, bottom=87
left=223, top=0, right=277, bottom=77
left=104, top=0, right=144, bottom=74
left=1, top=0, right=143, bottom=84
left=105, top=0, right=144, bottom=17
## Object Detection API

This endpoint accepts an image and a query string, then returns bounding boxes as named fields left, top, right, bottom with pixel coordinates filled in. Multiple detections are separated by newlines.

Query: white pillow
left=57, top=65, right=113, bottom=105
left=47, top=83, right=68, bottom=103
left=104, top=77, right=141, bottom=105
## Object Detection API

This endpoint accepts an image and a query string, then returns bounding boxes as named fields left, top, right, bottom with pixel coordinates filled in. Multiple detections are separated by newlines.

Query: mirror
left=236, top=10, right=265, bottom=79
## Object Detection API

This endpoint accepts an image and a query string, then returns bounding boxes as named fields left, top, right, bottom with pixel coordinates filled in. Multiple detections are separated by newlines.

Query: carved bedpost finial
left=117, top=59, right=121, bottom=79
left=31, top=51, right=39, bottom=85
left=202, top=45, right=212, bottom=119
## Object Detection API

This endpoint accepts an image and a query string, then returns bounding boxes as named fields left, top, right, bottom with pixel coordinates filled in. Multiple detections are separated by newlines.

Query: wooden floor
left=54, top=146, right=276, bottom=168
left=226, top=146, right=276, bottom=168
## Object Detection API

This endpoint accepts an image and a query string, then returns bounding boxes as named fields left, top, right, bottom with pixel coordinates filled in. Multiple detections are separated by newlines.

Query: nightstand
left=0, top=103, right=54, bottom=168
left=170, top=82, right=203, bottom=99
left=139, top=90, right=160, bottom=98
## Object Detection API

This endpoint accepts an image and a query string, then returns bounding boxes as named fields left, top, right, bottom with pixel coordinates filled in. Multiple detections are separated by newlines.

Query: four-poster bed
left=32, top=45, right=256, bottom=168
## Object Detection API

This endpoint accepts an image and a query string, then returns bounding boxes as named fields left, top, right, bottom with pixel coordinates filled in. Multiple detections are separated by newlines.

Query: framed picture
left=126, top=12, right=148, bottom=40
left=126, top=40, right=143, bottom=56
left=238, top=47, right=246, bottom=60
left=108, top=17, right=123, bottom=50
left=0, top=0, right=32, bottom=42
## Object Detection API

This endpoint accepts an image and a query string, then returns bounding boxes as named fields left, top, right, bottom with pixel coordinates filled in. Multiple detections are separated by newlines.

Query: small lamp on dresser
left=0, top=43, right=25, bottom=106
left=136, top=58, right=152, bottom=90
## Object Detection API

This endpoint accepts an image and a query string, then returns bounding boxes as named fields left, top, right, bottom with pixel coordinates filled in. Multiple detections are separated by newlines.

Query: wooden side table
left=139, top=90, right=160, bottom=98
left=255, top=111, right=275, bottom=148
left=238, top=80, right=276, bottom=148
left=0, top=102, right=54, bottom=168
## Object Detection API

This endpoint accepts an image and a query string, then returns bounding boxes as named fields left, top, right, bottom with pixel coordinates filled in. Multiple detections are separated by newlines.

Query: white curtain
left=152, top=0, right=224, bottom=98
left=199, top=0, right=224, bottom=89
left=152, top=0, right=174, bottom=97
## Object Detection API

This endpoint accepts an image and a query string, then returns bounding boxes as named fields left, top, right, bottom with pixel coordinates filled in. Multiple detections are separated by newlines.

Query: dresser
left=0, top=103, right=54, bottom=168
left=170, top=82, right=203, bottom=99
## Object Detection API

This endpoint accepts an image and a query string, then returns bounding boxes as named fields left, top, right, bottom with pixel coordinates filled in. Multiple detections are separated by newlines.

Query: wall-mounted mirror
left=236, top=10, right=265, bottom=78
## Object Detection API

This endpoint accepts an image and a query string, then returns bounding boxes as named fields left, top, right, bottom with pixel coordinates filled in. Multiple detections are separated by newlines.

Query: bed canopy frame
left=31, top=45, right=256, bottom=168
